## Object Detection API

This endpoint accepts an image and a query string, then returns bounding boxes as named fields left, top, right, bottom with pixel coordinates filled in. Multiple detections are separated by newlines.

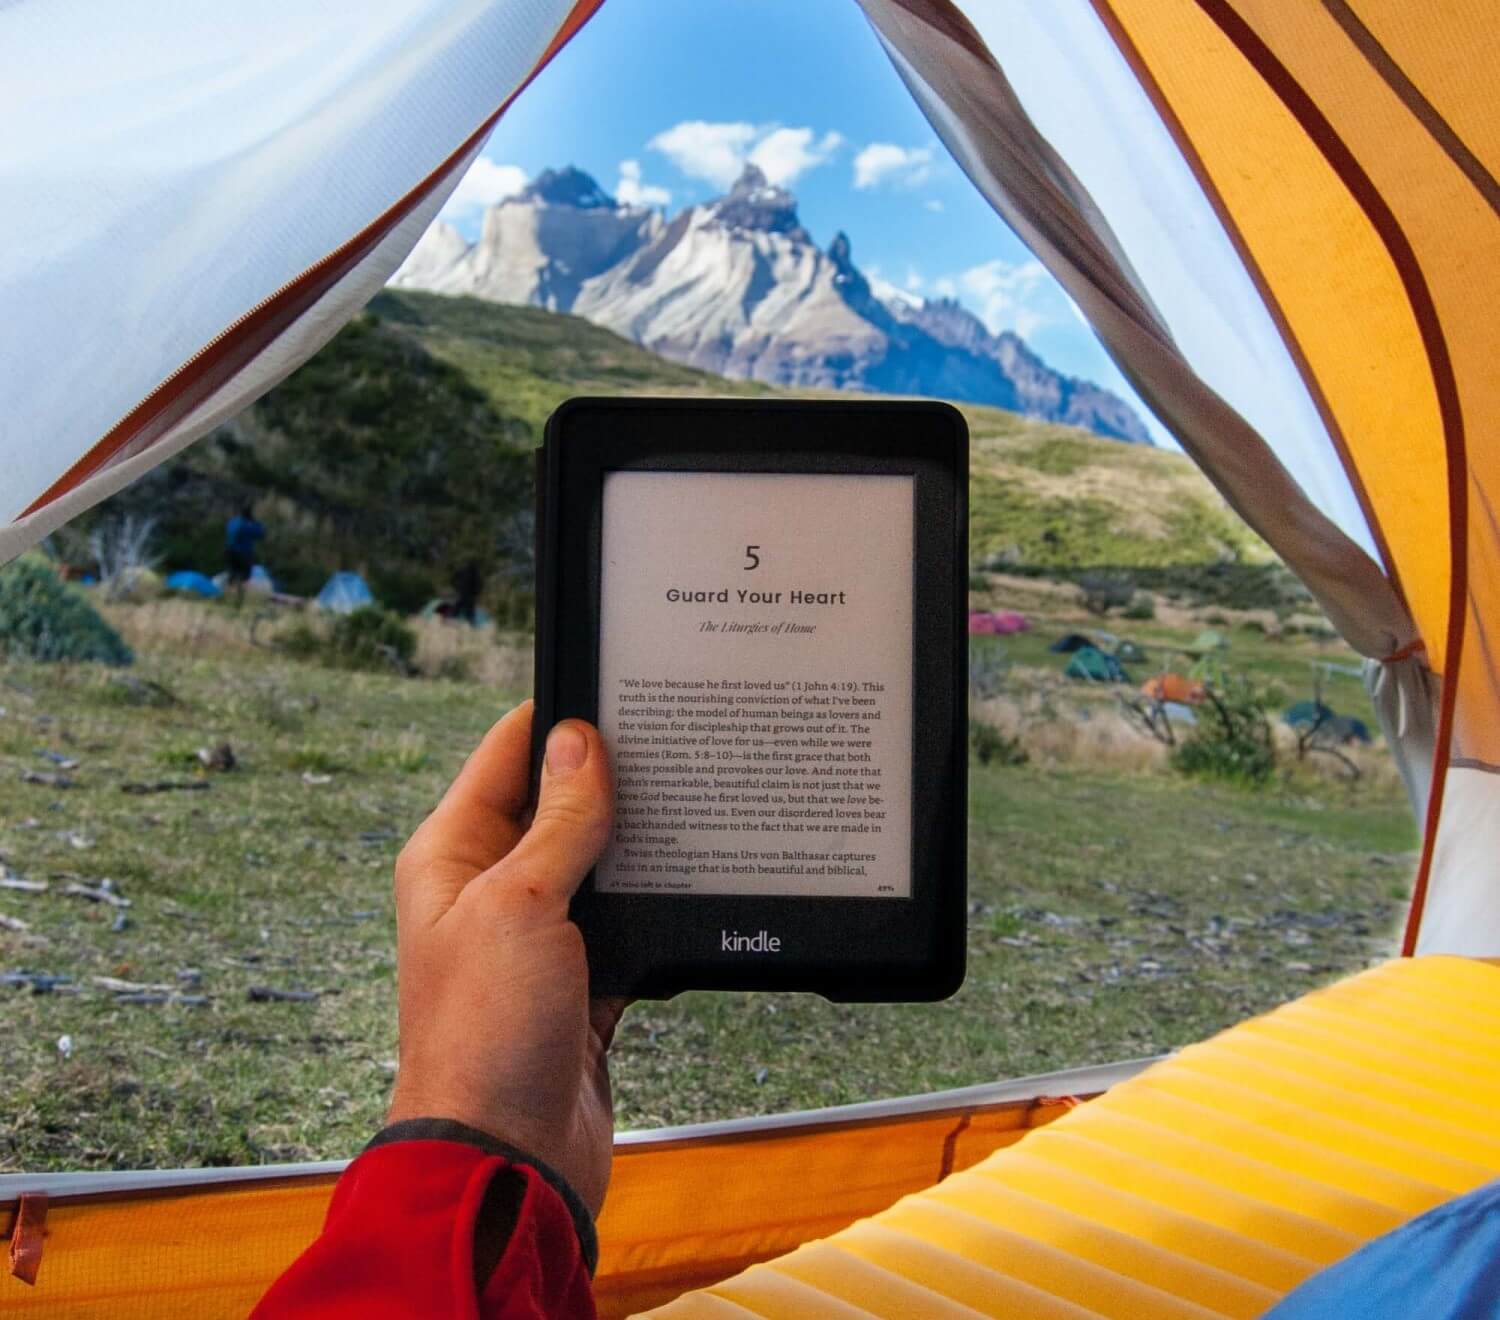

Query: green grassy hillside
left=78, top=290, right=1295, bottom=614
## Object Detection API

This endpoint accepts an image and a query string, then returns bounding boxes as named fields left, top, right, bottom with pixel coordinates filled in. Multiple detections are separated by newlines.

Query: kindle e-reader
left=532, top=397, right=967, bottom=1001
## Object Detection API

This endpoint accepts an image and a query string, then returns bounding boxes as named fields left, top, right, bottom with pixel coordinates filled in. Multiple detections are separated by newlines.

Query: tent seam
left=18, top=0, right=604, bottom=522
left=1087, top=0, right=1413, bottom=624
left=1189, top=0, right=1468, bottom=959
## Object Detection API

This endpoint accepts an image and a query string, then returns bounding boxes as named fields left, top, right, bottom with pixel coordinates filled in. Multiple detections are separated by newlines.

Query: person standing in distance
left=225, top=501, right=266, bottom=604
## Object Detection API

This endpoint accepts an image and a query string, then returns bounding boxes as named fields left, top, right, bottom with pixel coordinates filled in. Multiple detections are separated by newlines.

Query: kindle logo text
left=721, top=930, right=782, bottom=953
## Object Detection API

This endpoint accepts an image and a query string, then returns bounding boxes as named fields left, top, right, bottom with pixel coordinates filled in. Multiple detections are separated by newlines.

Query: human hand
left=386, top=700, right=624, bottom=1213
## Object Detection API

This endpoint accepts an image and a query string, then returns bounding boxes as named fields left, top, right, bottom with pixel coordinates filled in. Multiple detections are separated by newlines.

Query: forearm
left=252, top=1121, right=597, bottom=1319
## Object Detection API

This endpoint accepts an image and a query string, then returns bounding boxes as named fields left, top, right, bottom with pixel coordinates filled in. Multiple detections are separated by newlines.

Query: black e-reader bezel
left=533, top=397, right=967, bottom=1002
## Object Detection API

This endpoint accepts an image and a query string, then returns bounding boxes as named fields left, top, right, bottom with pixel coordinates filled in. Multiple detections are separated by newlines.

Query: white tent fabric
left=0, top=0, right=1488, bottom=955
left=0, top=0, right=594, bottom=560
left=853, top=0, right=1498, bottom=957
left=856, top=0, right=1410, bottom=663
left=919, top=1, right=1381, bottom=564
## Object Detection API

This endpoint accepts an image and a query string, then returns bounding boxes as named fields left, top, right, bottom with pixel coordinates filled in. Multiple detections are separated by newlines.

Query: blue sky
left=447, top=0, right=1167, bottom=443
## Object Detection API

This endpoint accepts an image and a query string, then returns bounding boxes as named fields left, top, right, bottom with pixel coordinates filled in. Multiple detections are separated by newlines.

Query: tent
left=1285, top=701, right=1374, bottom=746
left=314, top=572, right=374, bottom=614
left=967, top=609, right=1029, bottom=635
left=1065, top=645, right=1130, bottom=684
left=1285, top=699, right=1335, bottom=729
left=1142, top=672, right=1206, bottom=704
left=2, top=0, right=1497, bottom=1311
left=164, top=570, right=222, bottom=599
left=1048, top=632, right=1098, bottom=654
left=215, top=564, right=277, bottom=596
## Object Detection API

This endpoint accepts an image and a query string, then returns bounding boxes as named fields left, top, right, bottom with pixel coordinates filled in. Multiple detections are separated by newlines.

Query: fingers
left=487, top=720, right=613, bottom=906
left=396, top=702, right=535, bottom=921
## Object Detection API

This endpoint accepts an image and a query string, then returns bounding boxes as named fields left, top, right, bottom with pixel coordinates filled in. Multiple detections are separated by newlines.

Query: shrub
left=328, top=608, right=417, bottom=672
left=1123, top=592, right=1156, bottom=620
left=0, top=556, right=133, bottom=665
left=433, top=653, right=473, bottom=683
left=1170, top=674, right=1276, bottom=785
left=1078, top=571, right=1136, bottom=616
left=968, top=639, right=1011, bottom=700
left=489, top=583, right=535, bottom=633
left=969, top=718, right=1028, bottom=767
left=280, top=607, right=417, bottom=673
left=967, top=572, right=990, bottom=593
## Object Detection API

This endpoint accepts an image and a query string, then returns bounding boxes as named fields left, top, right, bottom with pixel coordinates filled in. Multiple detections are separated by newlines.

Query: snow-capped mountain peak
left=391, top=167, right=1150, bottom=443
left=705, top=164, right=809, bottom=240
left=518, top=166, right=617, bottom=210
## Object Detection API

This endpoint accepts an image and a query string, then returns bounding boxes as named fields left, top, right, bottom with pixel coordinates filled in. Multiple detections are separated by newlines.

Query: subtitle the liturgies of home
left=598, top=471, right=913, bottom=900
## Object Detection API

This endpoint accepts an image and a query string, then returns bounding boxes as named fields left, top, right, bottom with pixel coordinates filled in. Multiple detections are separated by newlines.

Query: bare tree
left=89, top=514, right=160, bottom=600
left=1119, top=692, right=1176, bottom=746
left=1294, top=666, right=1361, bottom=780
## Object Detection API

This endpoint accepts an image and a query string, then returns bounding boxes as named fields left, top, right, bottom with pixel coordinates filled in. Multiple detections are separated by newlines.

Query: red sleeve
left=252, top=1139, right=596, bottom=1320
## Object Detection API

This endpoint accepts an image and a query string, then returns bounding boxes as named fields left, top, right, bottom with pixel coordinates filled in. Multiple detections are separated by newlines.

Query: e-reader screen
left=597, top=471, right=914, bottom=900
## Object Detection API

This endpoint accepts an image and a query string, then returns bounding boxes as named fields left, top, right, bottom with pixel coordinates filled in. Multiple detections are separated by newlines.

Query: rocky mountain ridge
left=392, top=165, right=1150, bottom=443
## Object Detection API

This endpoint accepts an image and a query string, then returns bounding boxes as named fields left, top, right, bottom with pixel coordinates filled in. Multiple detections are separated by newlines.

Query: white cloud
left=748, top=128, right=843, bottom=186
left=924, top=198, right=945, bottom=212
left=957, top=258, right=1076, bottom=340
left=648, top=121, right=757, bottom=188
left=904, top=266, right=924, bottom=292
left=439, top=156, right=527, bottom=220
left=615, top=159, right=670, bottom=209
left=649, top=120, right=841, bottom=189
left=853, top=143, right=934, bottom=189
left=933, top=276, right=958, bottom=298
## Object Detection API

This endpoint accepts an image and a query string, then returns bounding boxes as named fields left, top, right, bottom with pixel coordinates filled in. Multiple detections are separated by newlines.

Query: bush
left=969, top=718, right=1028, bottom=767
left=1170, top=675, right=1276, bottom=785
left=968, top=639, right=1011, bottom=700
left=433, top=654, right=473, bottom=683
left=1123, top=592, right=1156, bottom=620
left=0, top=557, right=133, bottom=665
left=280, top=607, right=417, bottom=673
left=1078, top=571, right=1136, bottom=616
left=329, top=608, right=417, bottom=672
left=489, top=583, right=535, bottom=633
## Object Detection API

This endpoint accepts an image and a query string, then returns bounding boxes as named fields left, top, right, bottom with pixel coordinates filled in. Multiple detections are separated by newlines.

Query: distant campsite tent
left=165, top=570, right=222, bottom=599
left=2, top=0, right=1497, bottom=1313
left=967, top=609, right=1029, bottom=635
left=1065, top=645, right=1129, bottom=684
left=1048, top=633, right=1096, bottom=654
left=1143, top=672, right=1206, bottom=704
left=1285, top=699, right=1335, bottom=729
left=315, top=572, right=373, bottom=614
left=1285, top=701, right=1373, bottom=745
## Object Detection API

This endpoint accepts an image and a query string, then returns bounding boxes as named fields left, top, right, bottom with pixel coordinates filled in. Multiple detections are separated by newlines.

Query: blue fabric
left=1267, top=1180, right=1500, bottom=1319
left=226, top=516, right=265, bottom=555
left=315, top=571, right=374, bottom=614
left=165, top=570, right=222, bottom=598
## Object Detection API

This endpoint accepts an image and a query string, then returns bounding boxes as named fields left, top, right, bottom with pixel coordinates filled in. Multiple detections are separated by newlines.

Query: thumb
left=491, top=720, right=613, bottom=903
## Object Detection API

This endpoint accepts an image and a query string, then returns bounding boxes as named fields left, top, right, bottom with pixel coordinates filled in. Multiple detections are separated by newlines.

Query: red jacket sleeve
left=252, top=1128, right=597, bottom=1319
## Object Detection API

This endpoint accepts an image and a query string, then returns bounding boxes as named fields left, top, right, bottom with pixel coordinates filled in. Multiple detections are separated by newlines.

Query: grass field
left=0, top=591, right=1415, bottom=1172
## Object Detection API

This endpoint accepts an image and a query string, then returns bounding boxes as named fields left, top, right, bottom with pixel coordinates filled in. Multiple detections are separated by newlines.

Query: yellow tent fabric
left=1083, top=0, right=1500, bottom=956
left=860, top=0, right=1500, bottom=955
left=641, top=956, right=1500, bottom=1318
left=5, top=959, right=1493, bottom=1315
left=0, top=1069, right=1128, bottom=1317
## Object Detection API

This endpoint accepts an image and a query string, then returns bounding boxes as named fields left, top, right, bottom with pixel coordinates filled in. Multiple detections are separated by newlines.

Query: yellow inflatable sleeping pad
left=639, top=956, right=1500, bottom=1318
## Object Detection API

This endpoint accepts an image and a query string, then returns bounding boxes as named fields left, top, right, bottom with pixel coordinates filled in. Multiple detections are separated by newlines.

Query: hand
left=386, top=700, right=624, bottom=1213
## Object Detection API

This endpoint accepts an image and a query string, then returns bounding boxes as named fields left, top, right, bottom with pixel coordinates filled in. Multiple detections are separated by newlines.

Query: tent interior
left=2, top=0, right=1496, bottom=1313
